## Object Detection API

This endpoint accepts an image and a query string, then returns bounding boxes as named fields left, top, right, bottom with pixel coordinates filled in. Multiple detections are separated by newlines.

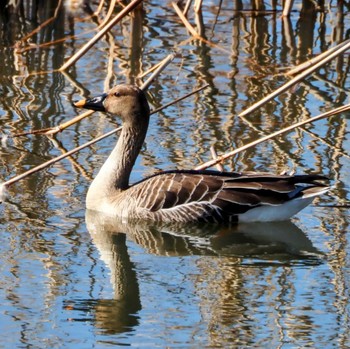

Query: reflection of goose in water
left=64, top=230, right=141, bottom=335
left=73, top=84, right=329, bottom=224
left=86, top=210, right=321, bottom=260
left=78, top=211, right=322, bottom=335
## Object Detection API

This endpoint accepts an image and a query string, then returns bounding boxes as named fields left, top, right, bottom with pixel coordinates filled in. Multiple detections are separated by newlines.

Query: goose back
left=108, top=170, right=329, bottom=223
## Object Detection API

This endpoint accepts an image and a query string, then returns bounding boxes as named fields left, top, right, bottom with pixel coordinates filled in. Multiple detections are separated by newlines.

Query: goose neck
left=86, top=118, right=148, bottom=206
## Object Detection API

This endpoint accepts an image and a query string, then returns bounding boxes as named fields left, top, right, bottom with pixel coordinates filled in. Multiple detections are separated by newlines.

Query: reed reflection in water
left=0, top=0, right=348, bottom=348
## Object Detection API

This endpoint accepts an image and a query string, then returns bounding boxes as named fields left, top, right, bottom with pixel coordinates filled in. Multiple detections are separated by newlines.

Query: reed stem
left=0, top=85, right=209, bottom=189
left=239, top=40, right=350, bottom=118
left=59, top=0, right=144, bottom=71
left=196, top=104, right=350, bottom=170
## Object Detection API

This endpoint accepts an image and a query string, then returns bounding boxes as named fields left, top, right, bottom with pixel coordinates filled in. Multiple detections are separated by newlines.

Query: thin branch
left=15, top=2, right=117, bottom=54
left=48, top=137, right=92, bottom=179
left=6, top=52, right=176, bottom=139
left=210, top=146, right=224, bottom=171
left=94, top=0, right=108, bottom=17
left=183, top=0, right=193, bottom=17
left=0, top=127, right=122, bottom=190
left=173, top=1, right=198, bottom=36
left=195, top=103, right=350, bottom=170
left=97, top=0, right=118, bottom=29
left=285, top=39, right=350, bottom=76
left=140, top=53, right=177, bottom=91
left=172, top=2, right=230, bottom=54
left=45, top=111, right=95, bottom=135
left=7, top=110, right=95, bottom=138
left=14, top=0, right=63, bottom=48
left=59, top=0, right=144, bottom=71
left=194, top=0, right=204, bottom=13
left=0, top=85, right=209, bottom=190
left=239, top=39, right=350, bottom=118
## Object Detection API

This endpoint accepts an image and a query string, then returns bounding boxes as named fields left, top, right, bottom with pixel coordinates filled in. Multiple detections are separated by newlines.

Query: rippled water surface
left=0, top=1, right=349, bottom=348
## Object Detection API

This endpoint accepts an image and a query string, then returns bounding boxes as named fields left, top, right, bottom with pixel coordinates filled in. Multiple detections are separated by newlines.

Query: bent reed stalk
left=196, top=103, right=350, bottom=170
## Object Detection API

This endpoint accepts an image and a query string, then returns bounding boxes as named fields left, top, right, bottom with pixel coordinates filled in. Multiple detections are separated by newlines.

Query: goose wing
left=127, top=170, right=329, bottom=222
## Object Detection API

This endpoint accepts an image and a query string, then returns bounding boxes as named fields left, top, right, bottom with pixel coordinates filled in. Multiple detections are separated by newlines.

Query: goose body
left=74, top=84, right=329, bottom=224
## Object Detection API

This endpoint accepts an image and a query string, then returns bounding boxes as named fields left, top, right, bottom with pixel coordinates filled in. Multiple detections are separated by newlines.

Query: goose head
left=73, top=84, right=150, bottom=126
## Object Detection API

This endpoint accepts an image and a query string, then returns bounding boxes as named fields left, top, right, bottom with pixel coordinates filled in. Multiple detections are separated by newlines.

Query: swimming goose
left=74, top=84, right=329, bottom=223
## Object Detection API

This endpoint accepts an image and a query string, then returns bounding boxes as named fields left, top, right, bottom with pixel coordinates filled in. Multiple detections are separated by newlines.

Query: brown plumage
left=73, top=84, right=329, bottom=223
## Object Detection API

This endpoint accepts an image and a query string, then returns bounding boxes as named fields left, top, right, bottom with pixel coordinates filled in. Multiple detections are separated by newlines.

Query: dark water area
left=0, top=0, right=349, bottom=348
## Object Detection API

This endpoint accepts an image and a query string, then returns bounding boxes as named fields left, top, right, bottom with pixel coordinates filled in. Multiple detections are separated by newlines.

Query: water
left=0, top=0, right=349, bottom=348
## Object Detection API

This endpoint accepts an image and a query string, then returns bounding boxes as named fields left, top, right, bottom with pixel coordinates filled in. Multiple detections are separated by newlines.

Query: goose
left=73, top=84, right=329, bottom=224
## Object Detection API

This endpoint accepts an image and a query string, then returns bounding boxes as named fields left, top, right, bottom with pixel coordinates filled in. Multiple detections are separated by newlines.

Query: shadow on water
left=66, top=210, right=324, bottom=336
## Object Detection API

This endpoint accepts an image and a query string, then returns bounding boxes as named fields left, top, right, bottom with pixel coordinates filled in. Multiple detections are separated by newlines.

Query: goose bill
left=73, top=93, right=108, bottom=112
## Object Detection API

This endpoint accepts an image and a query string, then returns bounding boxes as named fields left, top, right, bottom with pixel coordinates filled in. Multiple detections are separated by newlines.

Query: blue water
left=0, top=0, right=349, bottom=348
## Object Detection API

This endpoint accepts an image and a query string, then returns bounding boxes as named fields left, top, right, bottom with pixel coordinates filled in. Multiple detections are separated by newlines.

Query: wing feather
left=126, top=170, right=329, bottom=222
